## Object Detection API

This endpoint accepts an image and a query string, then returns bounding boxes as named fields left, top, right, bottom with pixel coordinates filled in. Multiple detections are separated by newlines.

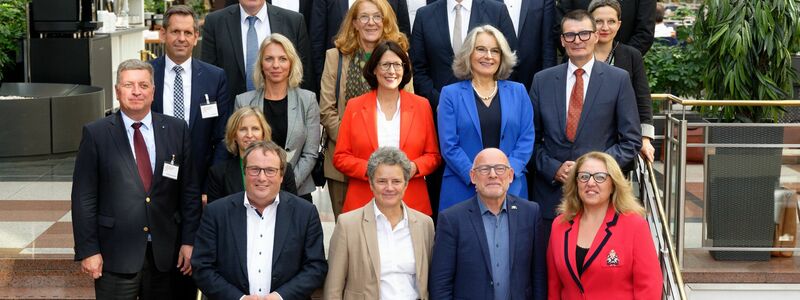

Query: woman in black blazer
left=205, top=107, right=297, bottom=203
left=590, top=0, right=655, bottom=162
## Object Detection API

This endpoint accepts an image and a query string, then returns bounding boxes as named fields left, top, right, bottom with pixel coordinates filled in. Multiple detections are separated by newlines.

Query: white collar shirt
left=376, top=97, right=401, bottom=148
left=120, top=110, right=156, bottom=173
left=408, top=0, right=428, bottom=28
left=271, top=0, right=299, bottom=12
left=373, top=202, right=419, bottom=300
left=163, top=56, right=193, bottom=124
left=565, top=57, right=595, bottom=118
left=240, top=3, right=271, bottom=65
left=244, top=192, right=280, bottom=297
left=503, top=0, right=522, bottom=35
left=447, top=0, right=473, bottom=47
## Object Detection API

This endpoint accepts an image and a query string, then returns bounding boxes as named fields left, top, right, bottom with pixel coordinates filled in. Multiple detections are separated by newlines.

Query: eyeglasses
left=378, top=62, right=404, bottom=71
left=245, top=166, right=280, bottom=177
left=576, top=172, right=610, bottom=183
left=357, top=14, right=383, bottom=24
left=474, top=46, right=502, bottom=57
left=561, top=30, right=595, bottom=43
left=473, top=164, right=510, bottom=176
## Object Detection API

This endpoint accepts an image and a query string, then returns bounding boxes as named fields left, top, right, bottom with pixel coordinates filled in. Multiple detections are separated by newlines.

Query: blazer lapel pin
left=606, top=249, right=620, bottom=266
left=511, top=205, right=517, bottom=210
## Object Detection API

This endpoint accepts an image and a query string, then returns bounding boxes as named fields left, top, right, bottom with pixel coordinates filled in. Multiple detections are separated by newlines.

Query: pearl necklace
left=472, top=81, right=498, bottom=102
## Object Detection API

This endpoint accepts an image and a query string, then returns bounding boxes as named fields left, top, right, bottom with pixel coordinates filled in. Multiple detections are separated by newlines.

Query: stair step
left=0, top=258, right=94, bottom=299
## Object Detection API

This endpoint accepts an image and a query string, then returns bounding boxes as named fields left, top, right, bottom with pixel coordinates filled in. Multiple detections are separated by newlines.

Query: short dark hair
left=362, top=41, right=413, bottom=90
left=561, top=9, right=597, bottom=32
left=163, top=5, right=199, bottom=33
left=588, top=0, right=622, bottom=19
left=243, top=140, right=287, bottom=177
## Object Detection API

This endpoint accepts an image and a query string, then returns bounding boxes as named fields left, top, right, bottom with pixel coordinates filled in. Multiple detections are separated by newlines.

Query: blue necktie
left=173, top=65, right=185, bottom=121
left=246, top=16, right=258, bottom=91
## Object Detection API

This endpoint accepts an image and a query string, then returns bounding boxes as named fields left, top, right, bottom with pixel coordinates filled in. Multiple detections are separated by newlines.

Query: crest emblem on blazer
left=606, top=249, right=620, bottom=266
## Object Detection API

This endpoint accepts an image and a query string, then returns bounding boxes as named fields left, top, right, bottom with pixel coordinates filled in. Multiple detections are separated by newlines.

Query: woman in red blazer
left=547, top=152, right=662, bottom=300
left=334, top=40, right=441, bottom=215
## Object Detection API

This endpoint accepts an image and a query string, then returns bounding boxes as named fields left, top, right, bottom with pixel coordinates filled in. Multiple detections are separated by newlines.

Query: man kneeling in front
left=192, top=140, right=327, bottom=299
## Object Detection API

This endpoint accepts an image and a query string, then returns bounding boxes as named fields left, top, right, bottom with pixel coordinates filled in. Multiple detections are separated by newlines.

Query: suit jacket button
left=489, top=281, right=493, bottom=286
left=145, top=197, right=151, bottom=203
left=143, top=226, right=149, bottom=232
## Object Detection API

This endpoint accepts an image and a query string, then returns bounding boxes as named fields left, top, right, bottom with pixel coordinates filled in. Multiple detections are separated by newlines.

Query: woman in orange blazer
left=547, top=152, right=662, bottom=300
left=333, top=40, right=441, bottom=215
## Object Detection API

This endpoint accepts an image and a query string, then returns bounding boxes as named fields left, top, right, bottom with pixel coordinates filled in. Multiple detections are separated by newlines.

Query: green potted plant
left=692, top=0, right=800, bottom=261
left=0, top=0, right=28, bottom=82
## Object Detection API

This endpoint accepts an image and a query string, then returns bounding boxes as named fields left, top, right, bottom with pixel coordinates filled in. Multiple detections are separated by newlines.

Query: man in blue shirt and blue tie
left=429, top=148, right=547, bottom=299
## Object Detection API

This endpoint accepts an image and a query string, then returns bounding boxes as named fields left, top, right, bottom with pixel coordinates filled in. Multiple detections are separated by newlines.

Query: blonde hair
left=224, top=107, right=273, bottom=155
left=557, top=152, right=645, bottom=222
left=333, top=0, right=409, bottom=55
left=452, top=25, right=517, bottom=80
left=253, top=33, right=304, bottom=89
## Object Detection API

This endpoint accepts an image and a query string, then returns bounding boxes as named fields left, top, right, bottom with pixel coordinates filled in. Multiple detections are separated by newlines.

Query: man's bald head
left=470, top=148, right=514, bottom=202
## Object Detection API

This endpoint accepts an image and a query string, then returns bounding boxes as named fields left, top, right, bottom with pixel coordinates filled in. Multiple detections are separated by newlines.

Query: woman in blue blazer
left=437, top=25, right=535, bottom=212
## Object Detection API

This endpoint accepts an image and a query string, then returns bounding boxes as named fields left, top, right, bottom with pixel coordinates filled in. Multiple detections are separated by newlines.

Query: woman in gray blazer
left=235, top=33, right=321, bottom=201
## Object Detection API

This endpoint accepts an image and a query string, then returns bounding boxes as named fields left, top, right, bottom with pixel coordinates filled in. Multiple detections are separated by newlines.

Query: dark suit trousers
left=95, top=244, right=173, bottom=300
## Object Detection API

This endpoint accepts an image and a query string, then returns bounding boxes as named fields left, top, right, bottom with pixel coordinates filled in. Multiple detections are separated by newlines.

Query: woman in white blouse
left=324, top=147, right=435, bottom=300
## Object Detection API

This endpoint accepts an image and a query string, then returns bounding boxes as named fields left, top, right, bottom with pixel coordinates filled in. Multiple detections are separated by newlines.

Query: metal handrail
left=635, top=156, right=687, bottom=300
left=652, top=94, right=800, bottom=106
left=645, top=160, right=687, bottom=300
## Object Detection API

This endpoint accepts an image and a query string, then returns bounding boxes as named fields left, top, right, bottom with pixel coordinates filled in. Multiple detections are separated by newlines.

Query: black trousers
left=94, top=243, right=173, bottom=300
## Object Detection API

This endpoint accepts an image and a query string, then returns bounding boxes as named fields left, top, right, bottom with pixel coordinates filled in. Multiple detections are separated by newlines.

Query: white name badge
left=200, top=102, right=219, bottom=119
left=163, top=161, right=180, bottom=180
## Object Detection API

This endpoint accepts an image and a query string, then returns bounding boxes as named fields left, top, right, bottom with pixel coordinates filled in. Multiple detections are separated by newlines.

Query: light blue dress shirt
left=121, top=111, right=156, bottom=173
left=478, top=198, right=511, bottom=300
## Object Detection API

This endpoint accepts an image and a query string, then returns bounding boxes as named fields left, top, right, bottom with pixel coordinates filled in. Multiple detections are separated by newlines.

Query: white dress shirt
left=374, top=202, right=419, bottom=300
left=244, top=192, right=280, bottom=298
left=271, top=0, right=299, bottom=12
left=565, top=57, right=595, bottom=118
left=408, top=0, right=428, bottom=27
left=120, top=110, right=156, bottom=173
left=163, top=56, right=193, bottom=124
left=240, top=3, right=272, bottom=66
left=503, top=0, right=522, bottom=35
left=376, top=98, right=401, bottom=148
left=447, top=0, right=472, bottom=46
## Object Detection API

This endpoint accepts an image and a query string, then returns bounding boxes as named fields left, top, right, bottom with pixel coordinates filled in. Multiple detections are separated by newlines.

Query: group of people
left=71, top=0, right=665, bottom=299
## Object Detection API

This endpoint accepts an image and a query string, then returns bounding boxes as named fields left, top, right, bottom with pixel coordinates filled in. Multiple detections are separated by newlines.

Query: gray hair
left=116, top=59, right=154, bottom=86
left=162, top=5, right=199, bottom=33
left=366, top=147, right=412, bottom=183
left=452, top=25, right=517, bottom=80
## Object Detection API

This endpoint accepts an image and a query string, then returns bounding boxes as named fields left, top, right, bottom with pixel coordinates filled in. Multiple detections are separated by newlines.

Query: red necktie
left=566, top=68, right=585, bottom=142
left=132, top=122, right=152, bottom=192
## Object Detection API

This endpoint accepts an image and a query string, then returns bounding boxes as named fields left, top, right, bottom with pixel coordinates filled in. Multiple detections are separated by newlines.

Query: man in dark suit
left=411, top=0, right=517, bottom=219
left=429, top=148, right=546, bottom=300
left=309, top=0, right=411, bottom=87
left=557, top=0, right=655, bottom=54
left=72, top=59, right=201, bottom=299
left=150, top=5, right=231, bottom=200
left=202, top=0, right=314, bottom=98
left=192, top=140, right=327, bottom=299
left=500, top=0, right=557, bottom=90
left=530, top=9, right=641, bottom=242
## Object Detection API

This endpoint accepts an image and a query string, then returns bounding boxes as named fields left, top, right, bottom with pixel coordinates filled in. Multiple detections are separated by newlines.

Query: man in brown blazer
left=324, top=147, right=435, bottom=299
